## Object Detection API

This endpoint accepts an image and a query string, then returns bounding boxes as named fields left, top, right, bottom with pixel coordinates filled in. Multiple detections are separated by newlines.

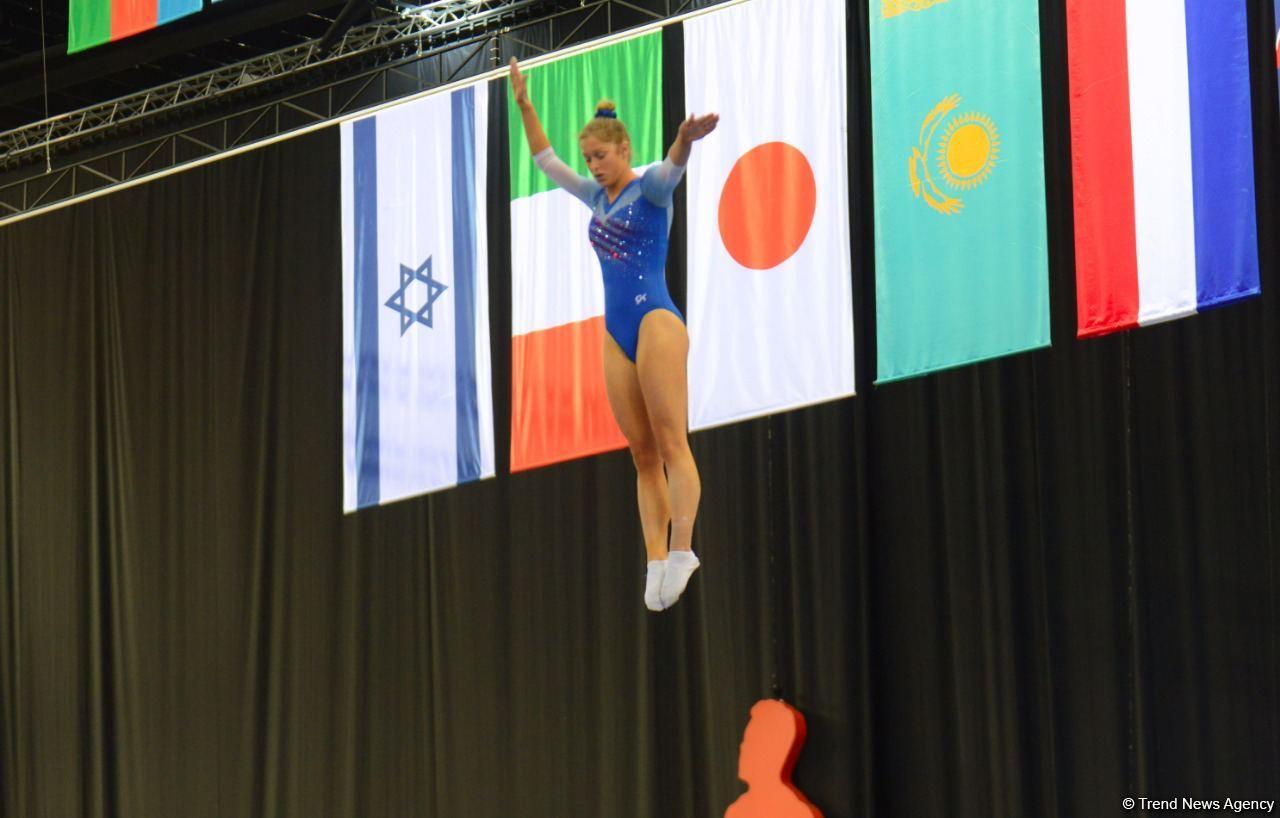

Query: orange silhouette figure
left=725, top=699, right=824, bottom=818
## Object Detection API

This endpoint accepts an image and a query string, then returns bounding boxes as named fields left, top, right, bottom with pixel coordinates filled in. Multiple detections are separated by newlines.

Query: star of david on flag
left=341, top=83, right=495, bottom=512
left=385, top=256, right=447, bottom=335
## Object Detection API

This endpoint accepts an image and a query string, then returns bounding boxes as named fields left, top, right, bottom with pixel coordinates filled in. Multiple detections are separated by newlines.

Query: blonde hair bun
left=580, top=98, right=628, bottom=143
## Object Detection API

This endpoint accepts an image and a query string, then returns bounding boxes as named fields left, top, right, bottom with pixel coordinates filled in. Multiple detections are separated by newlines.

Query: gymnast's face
left=580, top=136, right=631, bottom=189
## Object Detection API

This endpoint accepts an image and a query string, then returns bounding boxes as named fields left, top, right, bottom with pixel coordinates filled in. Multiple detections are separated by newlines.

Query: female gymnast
left=509, top=57, right=719, bottom=612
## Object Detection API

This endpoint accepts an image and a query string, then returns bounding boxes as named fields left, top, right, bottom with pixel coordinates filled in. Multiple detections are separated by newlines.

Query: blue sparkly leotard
left=534, top=147, right=685, bottom=362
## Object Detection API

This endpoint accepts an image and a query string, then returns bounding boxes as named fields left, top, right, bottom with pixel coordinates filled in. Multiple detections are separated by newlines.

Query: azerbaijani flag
left=1066, top=0, right=1260, bottom=337
left=69, top=0, right=202, bottom=53
left=507, top=35, right=663, bottom=472
left=869, top=0, right=1051, bottom=382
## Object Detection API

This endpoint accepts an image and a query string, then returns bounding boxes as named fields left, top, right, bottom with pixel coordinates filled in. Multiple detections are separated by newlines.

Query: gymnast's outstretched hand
left=509, top=57, right=550, bottom=155
left=678, top=112, right=720, bottom=143
left=669, top=112, right=718, bottom=166
left=508, top=57, right=531, bottom=110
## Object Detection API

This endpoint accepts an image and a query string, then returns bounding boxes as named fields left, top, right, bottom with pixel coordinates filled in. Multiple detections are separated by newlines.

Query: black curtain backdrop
left=2, top=2, right=1278, bottom=816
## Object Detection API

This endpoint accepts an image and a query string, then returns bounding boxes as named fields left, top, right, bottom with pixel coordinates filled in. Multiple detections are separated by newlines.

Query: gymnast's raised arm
left=508, top=57, right=597, bottom=204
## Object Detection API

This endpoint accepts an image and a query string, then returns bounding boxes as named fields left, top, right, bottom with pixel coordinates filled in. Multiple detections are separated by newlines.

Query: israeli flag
left=341, top=84, right=494, bottom=512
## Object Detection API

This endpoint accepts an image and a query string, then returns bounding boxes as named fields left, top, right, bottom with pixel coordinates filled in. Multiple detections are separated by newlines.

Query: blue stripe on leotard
left=585, top=163, right=684, bottom=362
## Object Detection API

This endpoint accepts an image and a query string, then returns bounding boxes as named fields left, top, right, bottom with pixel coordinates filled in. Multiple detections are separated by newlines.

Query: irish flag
left=684, top=0, right=855, bottom=430
left=69, top=0, right=202, bottom=53
left=507, top=35, right=663, bottom=471
left=1066, top=0, right=1260, bottom=337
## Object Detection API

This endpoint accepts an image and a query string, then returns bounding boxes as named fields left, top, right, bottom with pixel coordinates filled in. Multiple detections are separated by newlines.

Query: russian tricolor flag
left=1066, top=0, right=1260, bottom=338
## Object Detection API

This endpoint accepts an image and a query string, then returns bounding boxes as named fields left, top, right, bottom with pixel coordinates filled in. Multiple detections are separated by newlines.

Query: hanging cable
left=38, top=0, right=53, bottom=173
left=767, top=417, right=782, bottom=700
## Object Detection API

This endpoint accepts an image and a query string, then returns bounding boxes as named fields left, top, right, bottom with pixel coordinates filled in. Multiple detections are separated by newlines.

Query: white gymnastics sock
left=644, top=560, right=667, bottom=612
left=660, top=550, right=700, bottom=609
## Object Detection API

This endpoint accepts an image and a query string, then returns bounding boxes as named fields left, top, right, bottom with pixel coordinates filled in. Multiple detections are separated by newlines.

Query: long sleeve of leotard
left=640, top=157, right=687, bottom=206
left=533, top=147, right=600, bottom=206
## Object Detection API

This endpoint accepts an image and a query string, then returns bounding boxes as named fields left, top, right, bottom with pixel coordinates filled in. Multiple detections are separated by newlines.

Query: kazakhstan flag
left=870, top=0, right=1050, bottom=382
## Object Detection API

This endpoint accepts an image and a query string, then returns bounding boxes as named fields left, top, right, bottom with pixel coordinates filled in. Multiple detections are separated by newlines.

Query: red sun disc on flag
left=718, top=142, right=817, bottom=270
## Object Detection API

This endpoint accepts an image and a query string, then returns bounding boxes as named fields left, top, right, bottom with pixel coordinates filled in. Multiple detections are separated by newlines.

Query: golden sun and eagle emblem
left=882, top=0, right=950, bottom=18
left=909, top=94, right=1000, bottom=215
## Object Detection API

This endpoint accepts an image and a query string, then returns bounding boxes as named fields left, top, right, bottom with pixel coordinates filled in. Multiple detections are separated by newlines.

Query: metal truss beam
left=0, top=0, right=708, bottom=225
left=0, top=0, right=547, bottom=168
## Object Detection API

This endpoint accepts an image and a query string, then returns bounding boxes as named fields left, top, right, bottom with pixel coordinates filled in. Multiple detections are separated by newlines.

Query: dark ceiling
left=0, top=0, right=394, bottom=134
